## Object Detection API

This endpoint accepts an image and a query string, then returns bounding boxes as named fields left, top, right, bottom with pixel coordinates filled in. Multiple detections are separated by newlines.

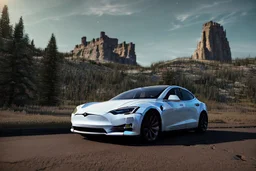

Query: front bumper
left=71, top=113, right=143, bottom=136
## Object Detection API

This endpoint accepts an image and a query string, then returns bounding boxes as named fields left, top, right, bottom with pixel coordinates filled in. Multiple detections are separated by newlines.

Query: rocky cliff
left=72, top=32, right=136, bottom=65
left=192, top=21, right=232, bottom=62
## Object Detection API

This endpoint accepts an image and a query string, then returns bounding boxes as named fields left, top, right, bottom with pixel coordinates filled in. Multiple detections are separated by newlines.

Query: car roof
left=155, top=85, right=195, bottom=99
left=141, top=85, right=170, bottom=89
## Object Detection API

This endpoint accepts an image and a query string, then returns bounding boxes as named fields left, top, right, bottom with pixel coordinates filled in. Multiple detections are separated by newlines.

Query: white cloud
left=217, top=12, right=237, bottom=25
left=81, top=0, right=154, bottom=16
left=169, top=0, right=250, bottom=31
left=168, top=19, right=207, bottom=32
left=22, top=0, right=149, bottom=26
left=169, top=23, right=181, bottom=31
left=24, top=14, right=71, bottom=26
left=241, top=12, right=247, bottom=16
left=176, top=14, right=190, bottom=22
left=84, top=3, right=134, bottom=16
left=175, top=0, right=233, bottom=24
left=199, top=0, right=233, bottom=10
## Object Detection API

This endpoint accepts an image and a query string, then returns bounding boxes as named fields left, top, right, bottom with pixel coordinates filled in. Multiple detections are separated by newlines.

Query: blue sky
left=1, top=0, right=256, bottom=66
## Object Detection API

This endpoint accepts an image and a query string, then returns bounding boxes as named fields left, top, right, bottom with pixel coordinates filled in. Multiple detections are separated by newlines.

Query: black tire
left=196, top=113, right=208, bottom=133
left=140, top=110, right=161, bottom=142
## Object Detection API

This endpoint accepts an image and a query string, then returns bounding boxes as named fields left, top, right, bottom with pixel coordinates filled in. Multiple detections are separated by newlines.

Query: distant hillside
left=55, top=57, right=256, bottom=105
left=150, top=58, right=256, bottom=103
left=2, top=36, right=255, bottom=106
left=55, top=59, right=156, bottom=105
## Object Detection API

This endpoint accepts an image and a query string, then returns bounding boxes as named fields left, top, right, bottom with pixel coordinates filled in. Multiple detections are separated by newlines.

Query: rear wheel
left=141, top=111, right=161, bottom=142
left=196, top=113, right=208, bottom=133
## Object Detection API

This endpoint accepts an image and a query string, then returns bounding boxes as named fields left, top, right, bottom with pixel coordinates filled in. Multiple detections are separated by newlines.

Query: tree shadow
left=83, top=129, right=256, bottom=146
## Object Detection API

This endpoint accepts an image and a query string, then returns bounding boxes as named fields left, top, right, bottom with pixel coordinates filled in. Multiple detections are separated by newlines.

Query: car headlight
left=72, top=107, right=78, bottom=114
left=109, top=106, right=139, bottom=115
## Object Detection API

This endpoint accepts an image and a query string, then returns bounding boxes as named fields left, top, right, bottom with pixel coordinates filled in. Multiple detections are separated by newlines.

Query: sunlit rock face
left=72, top=31, right=136, bottom=65
left=192, top=21, right=232, bottom=62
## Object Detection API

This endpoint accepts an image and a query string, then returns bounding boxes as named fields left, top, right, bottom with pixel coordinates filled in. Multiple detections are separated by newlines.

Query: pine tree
left=0, top=29, right=2, bottom=48
left=0, top=12, right=2, bottom=47
left=0, top=5, right=12, bottom=38
left=40, top=34, right=60, bottom=106
left=0, top=18, right=2, bottom=38
left=0, top=17, right=35, bottom=107
left=31, top=39, right=34, bottom=47
left=14, top=17, right=24, bottom=40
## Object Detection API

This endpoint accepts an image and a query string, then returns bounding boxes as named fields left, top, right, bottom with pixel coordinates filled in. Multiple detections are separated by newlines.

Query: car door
left=180, top=89, right=198, bottom=129
left=161, top=88, right=187, bottom=131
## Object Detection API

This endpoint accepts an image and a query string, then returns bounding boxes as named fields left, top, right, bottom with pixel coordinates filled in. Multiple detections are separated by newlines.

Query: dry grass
left=0, top=101, right=255, bottom=129
left=209, top=111, right=256, bottom=124
left=11, top=105, right=75, bottom=115
left=207, top=100, right=256, bottom=124
left=0, top=110, right=70, bottom=129
left=206, top=100, right=256, bottom=113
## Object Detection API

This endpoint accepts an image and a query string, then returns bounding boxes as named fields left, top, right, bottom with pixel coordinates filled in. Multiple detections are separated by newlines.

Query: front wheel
left=196, top=113, right=208, bottom=133
left=140, top=111, right=161, bottom=142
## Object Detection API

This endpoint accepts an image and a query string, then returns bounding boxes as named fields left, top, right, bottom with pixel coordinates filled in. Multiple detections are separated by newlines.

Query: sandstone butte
left=72, top=31, right=137, bottom=65
left=192, top=21, right=232, bottom=62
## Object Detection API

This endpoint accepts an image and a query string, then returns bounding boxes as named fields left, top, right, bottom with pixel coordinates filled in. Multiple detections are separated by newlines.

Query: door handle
left=195, top=103, right=199, bottom=107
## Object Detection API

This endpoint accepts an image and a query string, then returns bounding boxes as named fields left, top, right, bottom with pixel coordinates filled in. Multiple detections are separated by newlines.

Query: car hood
left=77, top=99, right=156, bottom=114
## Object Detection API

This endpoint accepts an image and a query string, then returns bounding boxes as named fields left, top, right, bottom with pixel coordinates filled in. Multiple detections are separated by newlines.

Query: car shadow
left=83, top=129, right=256, bottom=146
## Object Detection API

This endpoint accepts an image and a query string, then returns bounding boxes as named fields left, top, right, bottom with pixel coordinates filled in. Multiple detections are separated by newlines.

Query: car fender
left=197, top=102, right=208, bottom=121
left=136, top=103, right=164, bottom=131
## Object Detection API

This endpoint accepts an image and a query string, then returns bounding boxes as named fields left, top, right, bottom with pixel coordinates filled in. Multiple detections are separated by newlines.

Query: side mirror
left=168, top=95, right=180, bottom=101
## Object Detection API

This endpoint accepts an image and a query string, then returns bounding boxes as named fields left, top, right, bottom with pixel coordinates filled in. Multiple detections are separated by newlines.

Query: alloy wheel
left=142, top=113, right=160, bottom=142
left=199, top=114, right=208, bottom=132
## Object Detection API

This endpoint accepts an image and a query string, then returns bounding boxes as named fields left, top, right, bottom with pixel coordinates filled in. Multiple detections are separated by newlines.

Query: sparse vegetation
left=0, top=110, right=70, bottom=129
left=159, top=59, right=256, bottom=103
left=0, top=5, right=255, bottom=128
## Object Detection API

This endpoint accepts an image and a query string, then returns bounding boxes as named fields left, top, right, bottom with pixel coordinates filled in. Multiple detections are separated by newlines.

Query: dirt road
left=0, top=128, right=256, bottom=171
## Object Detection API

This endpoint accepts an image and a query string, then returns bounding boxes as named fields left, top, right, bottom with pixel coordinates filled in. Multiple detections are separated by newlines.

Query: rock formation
left=192, top=21, right=232, bottom=62
left=72, top=32, right=136, bottom=65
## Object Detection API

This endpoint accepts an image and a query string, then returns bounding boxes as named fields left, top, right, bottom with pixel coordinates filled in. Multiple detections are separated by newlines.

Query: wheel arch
left=141, top=108, right=163, bottom=132
left=201, top=110, right=208, bottom=116
left=199, top=110, right=208, bottom=121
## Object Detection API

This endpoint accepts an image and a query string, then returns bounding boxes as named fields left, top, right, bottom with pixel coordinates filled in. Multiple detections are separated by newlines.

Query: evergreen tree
left=0, top=28, right=2, bottom=48
left=0, top=17, right=35, bottom=107
left=14, top=17, right=24, bottom=40
left=31, top=39, right=34, bottom=47
left=0, top=12, right=2, bottom=47
left=0, top=18, right=2, bottom=38
left=40, top=34, right=60, bottom=105
left=0, top=5, right=12, bottom=38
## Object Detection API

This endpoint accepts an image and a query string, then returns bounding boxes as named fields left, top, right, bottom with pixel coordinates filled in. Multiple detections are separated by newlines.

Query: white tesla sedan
left=71, top=85, right=208, bottom=142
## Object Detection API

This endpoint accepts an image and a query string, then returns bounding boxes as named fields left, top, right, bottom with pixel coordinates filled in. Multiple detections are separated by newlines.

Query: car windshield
left=111, top=86, right=168, bottom=100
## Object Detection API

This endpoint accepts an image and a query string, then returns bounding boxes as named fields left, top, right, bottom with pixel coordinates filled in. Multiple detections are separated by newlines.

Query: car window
left=112, top=86, right=168, bottom=100
left=181, top=89, right=194, bottom=100
left=175, top=88, right=183, bottom=100
left=164, top=88, right=175, bottom=99
left=164, top=88, right=182, bottom=100
left=114, top=89, right=137, bottom=99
